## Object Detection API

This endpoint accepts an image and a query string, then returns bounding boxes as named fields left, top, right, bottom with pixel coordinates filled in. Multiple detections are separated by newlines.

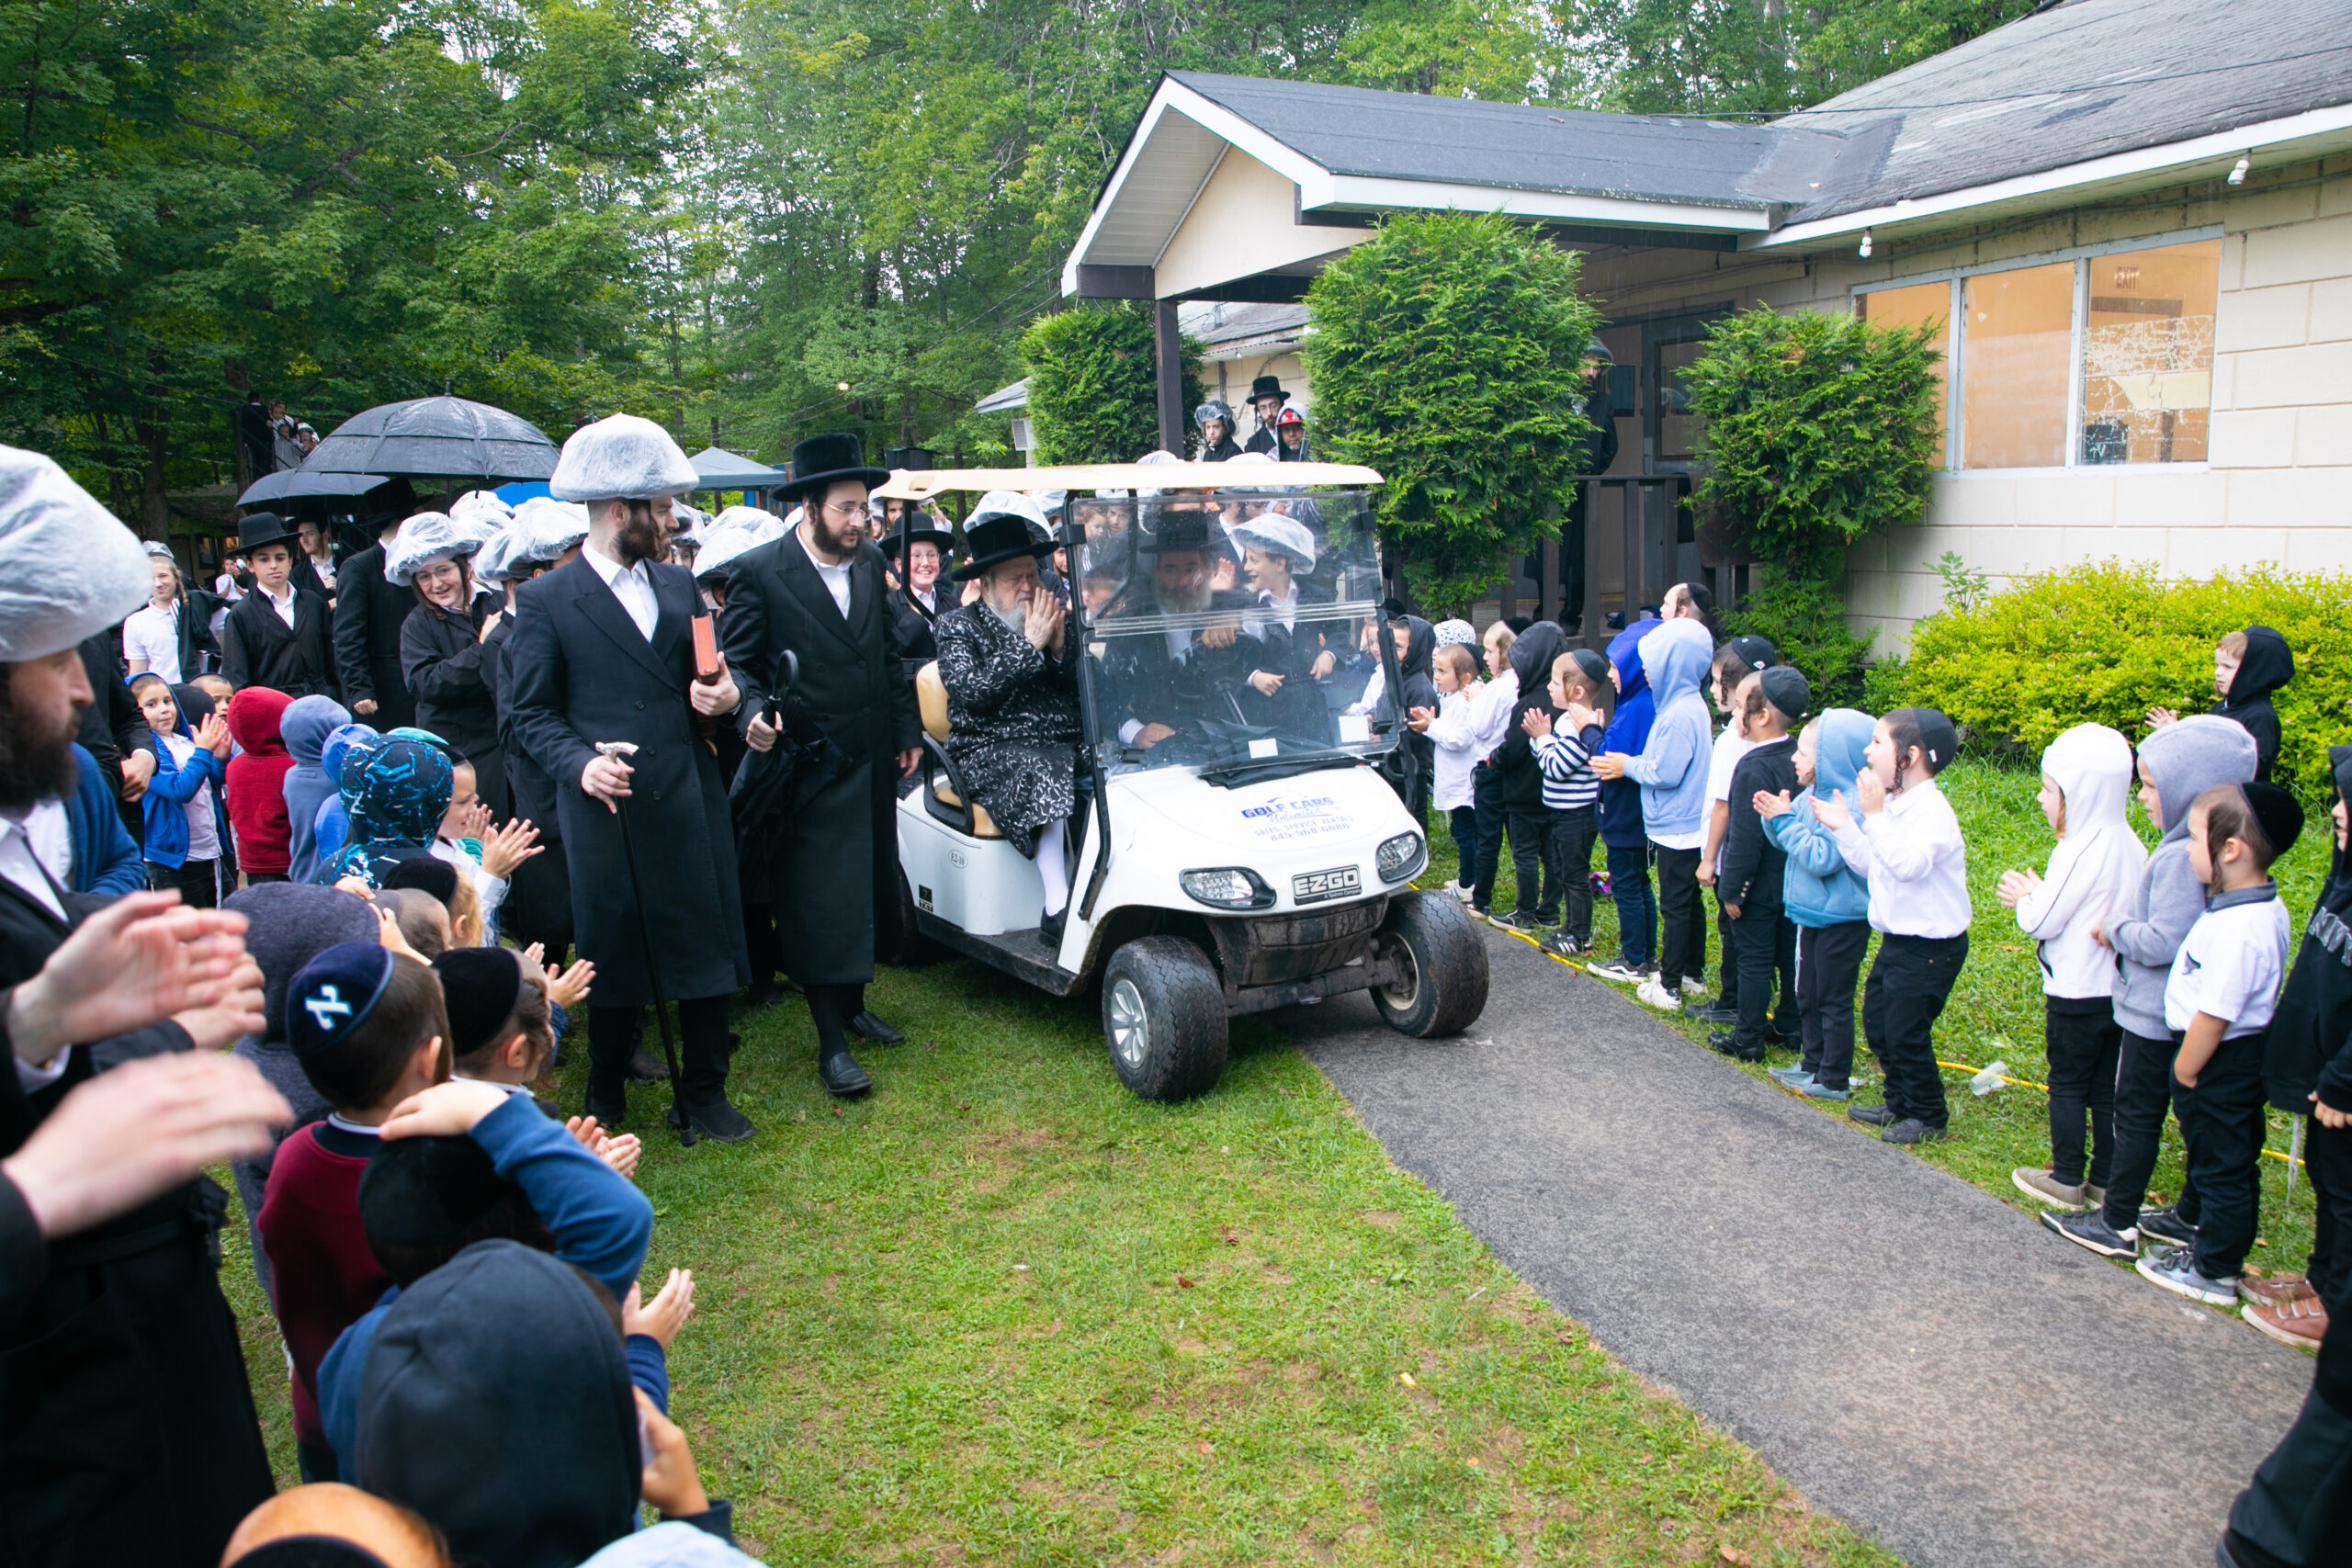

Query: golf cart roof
left=873, top=461, right=1382, bottom=500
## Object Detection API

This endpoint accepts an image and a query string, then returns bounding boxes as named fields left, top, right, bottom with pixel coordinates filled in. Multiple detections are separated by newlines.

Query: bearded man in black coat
left=505, top=415, right=754, bottom=1141
left=720, top=434, right=922, bottom=1098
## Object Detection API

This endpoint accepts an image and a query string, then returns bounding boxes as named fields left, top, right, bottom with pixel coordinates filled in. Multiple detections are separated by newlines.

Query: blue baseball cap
left=288, top=942, right=398, bottom=1059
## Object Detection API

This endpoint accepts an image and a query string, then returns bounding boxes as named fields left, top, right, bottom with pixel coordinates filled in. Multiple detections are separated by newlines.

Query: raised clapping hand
left=194, top=712, right=232, bottom=760
left=479, top=818, right=543, bottom=880
left=1812, top=788, right=1852, bottom=831
left=458, top=800, right=492, bottom=844
left=1589, top=752, right=1628, bottom=781
left=7, top=893, right=254, bottom=1066
left=1023, top=590, right=1065, bottom=655
left=545, top=956, right=594, bottom=1012
left=623, top=1268, right=695, bottom=1349
left=1521, top=706, right=1553, bottom=739
left=1996, top=867, right=2041, bottom=908
left=564, top=1114, right=640, bottom=1179
left=1405, top=705, right=1433, bottom=734
left=1564, top=701, right=1600, bottom=732
left=1853, top=769, right=1888, bottom=816
left=1752, top=788, right=1793, bottom=819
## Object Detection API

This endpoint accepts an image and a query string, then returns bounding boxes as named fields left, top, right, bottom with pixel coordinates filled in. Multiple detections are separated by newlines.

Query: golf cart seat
left=914, top=660, right=1002, bottom=839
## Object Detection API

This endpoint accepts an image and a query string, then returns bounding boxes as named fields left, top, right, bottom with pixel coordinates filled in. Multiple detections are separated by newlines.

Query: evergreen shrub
left=1904, top=560, right=2352, bottom=800
left=1020, top=303, right=1202, bottom=464
left=1723, top=572, right=1876, bottom=709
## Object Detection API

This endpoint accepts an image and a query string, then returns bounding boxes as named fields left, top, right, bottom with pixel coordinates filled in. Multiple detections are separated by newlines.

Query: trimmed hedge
left=1902, top=560, right=2352, bottom=801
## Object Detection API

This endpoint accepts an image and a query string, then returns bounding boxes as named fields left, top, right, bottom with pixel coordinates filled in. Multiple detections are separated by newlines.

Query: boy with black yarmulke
left=257, top=942, right=450, bottom=1483
left=1713, top=666, right=1808, bottom=1063
left=435, top=945, right=639, bottom=1176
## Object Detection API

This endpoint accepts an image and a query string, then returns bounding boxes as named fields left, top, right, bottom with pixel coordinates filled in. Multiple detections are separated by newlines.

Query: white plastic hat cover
left=672, top=501, right=712, bottom=539
left=691, top=526, right=768, bottom=583
left=448, top=490, right=513, bottom=541
left=1230, top=512, right=1316, bottom=573
left=471, top=525, right=536, bottom=584
left=548, top=413, right=699, bottom=502
left=0, top=446, right=151, bottom=661
left=711, top=504, right=778, bottom=535
left=968, top=489, right=1049, bottom=537
left=512, top=496, right=592, bottom=562
left=386, top=512, right=481, bottom=587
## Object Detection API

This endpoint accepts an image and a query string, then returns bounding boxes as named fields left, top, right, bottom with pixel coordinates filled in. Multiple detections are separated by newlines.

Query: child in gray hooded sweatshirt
left=2046, top=713, right=2258, bottom=1259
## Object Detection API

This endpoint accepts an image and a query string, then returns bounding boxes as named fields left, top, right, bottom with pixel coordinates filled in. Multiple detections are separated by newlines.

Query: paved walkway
left=1289, top=925, right=2312, bottom=1568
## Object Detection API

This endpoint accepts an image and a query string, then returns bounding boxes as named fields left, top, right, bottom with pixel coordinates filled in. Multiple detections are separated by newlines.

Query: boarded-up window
left=1860, top=281, right=1951, bottom=468
left=2079, top=239, right=2219, bottom=464
left=1962, top=263, right=2075, bottom=470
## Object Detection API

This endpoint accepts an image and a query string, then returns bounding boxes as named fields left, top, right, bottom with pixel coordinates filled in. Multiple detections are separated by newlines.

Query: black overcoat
left=220, top=588, right=339, bottom=698
left=720, top=529, right=920, bottom=985
left=492, top=616, right=575, bottom=956
left=504, top=554, right=748, bottom=1007
left=0, top=881, right=274, bottom=1568
left=401, top=592, right=510, bottom=818
left=331, top=542, right=417, bottom=729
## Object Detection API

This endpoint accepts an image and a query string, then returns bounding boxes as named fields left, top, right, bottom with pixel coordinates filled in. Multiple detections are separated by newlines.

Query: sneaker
left=1587, top=958, right=1647, bottom=984
left=1799, top=1080, right=1851, bottom=1100
left=1490, top=909, right=1540, bottom=932
left=1443, top=879, right=1473, bottom=903
left=1634, top=977, right=1683, bottom=1011
left=1540, top=930, right=1588, bottom=958
left=1881, top=1118, right=1948, bottom=1144
left=1680, top=976, right=1711, bottom=997
left=2042, top=1208, right=2140, bottom=1258
left=1847, top=1103, right=1895, bottom=1127
left=2138, top=1205, right=2199, bottom=1249
left=2238, top=1271, right=2317, bottom=1309
left=1769, top=1063, right=1812, bottom=1085
left=2242, top=1295, right=2329, bottom=1349
left=2084, top=1182, right=2107, bottom=1211
left=2136, top=1246, right=2238, bottom=1308
left=2011, top=1168, right=2091, bottom=1210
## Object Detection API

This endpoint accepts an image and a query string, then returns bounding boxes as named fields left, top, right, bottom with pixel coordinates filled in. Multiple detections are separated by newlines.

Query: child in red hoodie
left=225, top=686, right=296, bottom=881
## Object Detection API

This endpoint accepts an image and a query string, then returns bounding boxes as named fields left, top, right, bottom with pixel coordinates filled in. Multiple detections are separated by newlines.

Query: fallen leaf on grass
left=1196, top=1440, right=1214, bottom=1455
left=1397, top=1372, right=1417, bottom=1387
left=831, top=1104, right=842, bottom=1118
left=1719, top=1548, right=1751, bottom=1565
left=1219, top=1228, right=1238, bottom=1247
left=924, top=1039, right=940, bottom=1050
left=2255, top=1236, right=2268, bottom=1247
left=1176, top=1276, right=1194, bottom=1288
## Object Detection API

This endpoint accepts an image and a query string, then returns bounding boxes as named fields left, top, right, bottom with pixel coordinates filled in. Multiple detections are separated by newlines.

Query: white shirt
left=259, top=581, right=299, bottom=629
left=1424, top=688, right=1481, bottom=811
left=1703, top=728, right=1757, bottom=872
left=434, top=838, right=508, bottom=932
left=911, top=586, right=936, bottom=615
left=214, top=571, right=243, bottom=603
left=308, top=553, right=335, bottom=592
left=796, top=525, right=854, bottom=617
left=0, top=811, right=71, bottom=1089
left=584, top=539, right=659, bottom=641
left=123, top=602, right=183, bottom=683
left=2165, top=888, right=2292, bottom=1037
left=158, top=732, right=220, bottom=861
left=1833, top=779, right=1971, bottom=939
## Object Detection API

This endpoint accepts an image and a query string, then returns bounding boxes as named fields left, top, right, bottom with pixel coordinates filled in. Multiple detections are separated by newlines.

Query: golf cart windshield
left=1069, top=487, right=1398, bottom=778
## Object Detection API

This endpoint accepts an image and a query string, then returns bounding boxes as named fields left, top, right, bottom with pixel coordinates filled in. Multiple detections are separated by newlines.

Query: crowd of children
left=1425, top=597, right=2348, bottom=1361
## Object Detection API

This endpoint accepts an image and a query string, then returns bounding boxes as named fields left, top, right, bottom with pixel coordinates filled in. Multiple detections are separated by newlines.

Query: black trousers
left=586, top=995, right=731, bottom=1111
left=1506, top=802, right=1559, bottom=920
left=2043, top=996, right=2121, bottom=1189
left=1795, top=920, right=1868, bottom=1091
left=2103, top=1027, right=2196, bottom=1232
left=744, top=898, right=782, bottom=987
left=2224, top=1313, right=2352, bottom=1568
left=1861, top=931, right=1966, bottom=1128
left=2174, top=1032, right=2267, bottom=1281
left=1654, top=843, right=1703, bottom=989
left=146, top=858, right=220, bottom=908
left=1469, top=765, right=1507, bottom=912
left=1711, top=887, right=1742, bottom=1012
left=2305, top=1115, right=2352, bottom=1314
left=1729, top=906, right=1797, bottom=1051
left=1545, top=805, right=1598, bottom=942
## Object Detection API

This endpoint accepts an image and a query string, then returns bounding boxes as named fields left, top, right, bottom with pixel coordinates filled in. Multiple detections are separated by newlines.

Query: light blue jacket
left=1620, top=620, right=1713, bottom=841
left=1763, top=708, right=1873, bottom=929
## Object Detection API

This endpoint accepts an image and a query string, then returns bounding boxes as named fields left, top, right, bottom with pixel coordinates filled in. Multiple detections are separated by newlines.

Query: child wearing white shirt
left=1821, top=707, right=1969, bottom=1145
left=2136, top=781, right=2303, bottom=1307
left=1421, top=644, right=1486, bottom=862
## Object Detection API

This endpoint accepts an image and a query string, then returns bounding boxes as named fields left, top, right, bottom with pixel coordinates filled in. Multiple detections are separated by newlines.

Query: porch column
left=1155, top=299, right=1185, bottom=456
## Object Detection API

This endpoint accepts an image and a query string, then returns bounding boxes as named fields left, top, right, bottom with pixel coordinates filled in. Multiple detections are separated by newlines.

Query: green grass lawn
left=1430, top=756, right=2324, bottom=1294
left=216, top=967, right=1901, bottom=1566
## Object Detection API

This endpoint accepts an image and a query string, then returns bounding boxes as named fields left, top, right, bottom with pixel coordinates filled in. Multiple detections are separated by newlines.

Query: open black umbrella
left=303, top=396, right=560, bottom=485
left=236, top=468, right=395, bottom=509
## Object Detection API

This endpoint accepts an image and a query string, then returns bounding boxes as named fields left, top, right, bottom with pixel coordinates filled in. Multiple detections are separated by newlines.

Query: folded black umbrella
left=304, top=396, right=560, bottom=484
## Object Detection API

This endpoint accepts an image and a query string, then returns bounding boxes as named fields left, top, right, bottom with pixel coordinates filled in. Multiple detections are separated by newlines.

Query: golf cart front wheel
left=1101, top=937, right=1229, bottom=1101
left=1370, top=891, right=1490, bottom=1038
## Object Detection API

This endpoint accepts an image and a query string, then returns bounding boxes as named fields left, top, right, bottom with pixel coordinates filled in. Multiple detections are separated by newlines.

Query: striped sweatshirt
left=1531, top=723, right=1604, bottom=812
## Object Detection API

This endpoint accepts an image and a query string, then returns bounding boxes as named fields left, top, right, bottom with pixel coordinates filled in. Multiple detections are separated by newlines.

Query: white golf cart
left=885, top=463, right=1489, bottom=1100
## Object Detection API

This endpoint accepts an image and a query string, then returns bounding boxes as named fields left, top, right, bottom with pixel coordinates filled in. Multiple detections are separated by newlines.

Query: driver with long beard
left=1097, top=504, right=1263, bottom=758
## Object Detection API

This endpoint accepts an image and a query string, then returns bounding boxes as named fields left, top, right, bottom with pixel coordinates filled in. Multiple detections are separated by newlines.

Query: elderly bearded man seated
left=935, top=491, right=1084, bottom=945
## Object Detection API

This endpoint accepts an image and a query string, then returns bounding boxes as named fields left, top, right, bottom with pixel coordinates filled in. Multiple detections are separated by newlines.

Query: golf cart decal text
left=1239, top=795, right=1353, bottom=842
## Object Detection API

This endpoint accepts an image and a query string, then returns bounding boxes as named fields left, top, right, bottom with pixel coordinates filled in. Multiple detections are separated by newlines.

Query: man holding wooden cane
left=505, top=414, right=755, bottom=1141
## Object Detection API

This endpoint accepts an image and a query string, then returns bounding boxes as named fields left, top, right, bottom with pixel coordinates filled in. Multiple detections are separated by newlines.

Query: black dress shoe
left=742, top=979, right=786, bottom=1010
left=627, top=1048, right=668, bottom=1084
left=1708, top=1031, right=1765, bottom=1063
left=683, top=1097, right=756, bottom=1143
left=819, top=1051, right=873, bottom=1096
left=1039, top=908, right=1066, bottom=949
left=1848, top=1103, right=1896, bottom=1126
left=584, top=1092, right=627, bottom=1131
left=848, top=1010, right=904, bottom=1046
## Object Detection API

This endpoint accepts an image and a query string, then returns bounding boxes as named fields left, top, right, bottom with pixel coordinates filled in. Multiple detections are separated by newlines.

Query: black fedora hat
left=237, top=511, right=300, bottom=553
left=891, top=513, right=955, bottom=554
left=1248, top=375, right=1288, bottom=403
left=951, top=513, right=1055, bottom=581
left=784, top=433, right=888, bottom=502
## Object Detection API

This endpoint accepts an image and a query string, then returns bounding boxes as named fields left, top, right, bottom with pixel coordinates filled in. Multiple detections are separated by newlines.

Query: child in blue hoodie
left=1595, top=618, right=1715, bottom=1011
left=1589, top=617, right=1660, bottom=984
left=129, top=673, right=233, bottom=906
left=1757, top=708, right=1875, bottom=1100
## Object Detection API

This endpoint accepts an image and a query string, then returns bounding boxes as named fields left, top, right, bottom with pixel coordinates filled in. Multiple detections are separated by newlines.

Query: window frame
left=1850, top=224, right=2223, bottom=474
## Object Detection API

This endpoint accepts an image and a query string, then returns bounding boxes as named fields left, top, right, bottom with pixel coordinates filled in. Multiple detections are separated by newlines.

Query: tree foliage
left=1019, top=305, right=1202, bottom=466
left=1683, top=306, right=1944, bottom=580
left=1302, top=210, right=1599, bottom=611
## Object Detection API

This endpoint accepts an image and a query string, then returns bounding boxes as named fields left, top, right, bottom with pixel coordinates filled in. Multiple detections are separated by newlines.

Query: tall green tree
left=1303, top=210, right=1599, bottom=611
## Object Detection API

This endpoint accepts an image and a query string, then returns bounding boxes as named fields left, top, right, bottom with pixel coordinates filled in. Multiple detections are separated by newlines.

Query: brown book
left=692, top=613, right=720, bottom=682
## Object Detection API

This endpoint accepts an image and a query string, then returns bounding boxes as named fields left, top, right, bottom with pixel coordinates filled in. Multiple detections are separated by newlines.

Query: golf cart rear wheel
left=1101, top=937, right=1228, bottom=1101
left=1370, top=891, right=1489, bottom=1038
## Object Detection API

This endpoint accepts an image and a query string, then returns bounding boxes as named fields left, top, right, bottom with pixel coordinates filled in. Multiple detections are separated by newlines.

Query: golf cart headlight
left=1376, top=830, right=1427, bottom=885
left=1180, top=867, right=1274, bottom=910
